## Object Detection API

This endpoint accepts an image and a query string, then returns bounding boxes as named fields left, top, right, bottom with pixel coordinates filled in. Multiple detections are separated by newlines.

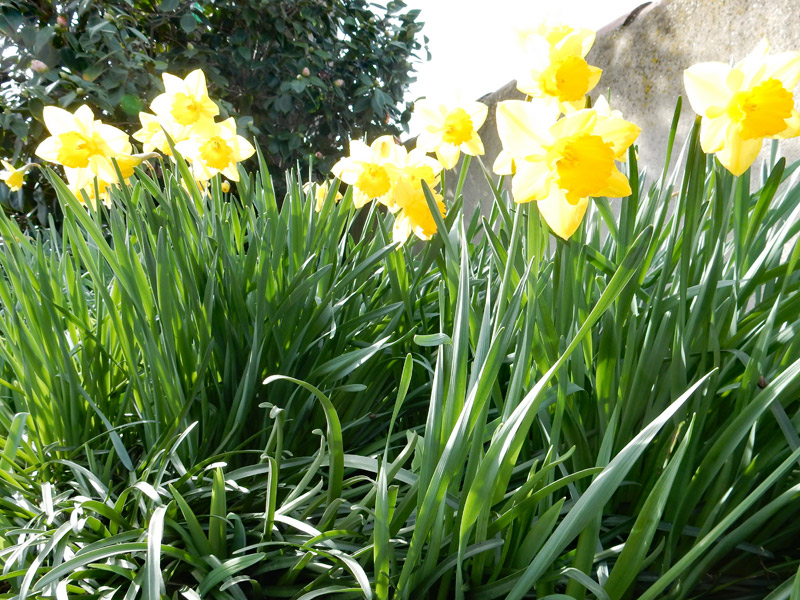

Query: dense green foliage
left=2, top=107, right=800, bottom=599
left=0, top=0, right=425, bottom=216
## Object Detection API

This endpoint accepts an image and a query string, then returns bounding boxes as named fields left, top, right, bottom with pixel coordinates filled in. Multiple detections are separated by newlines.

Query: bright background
left=403, top=0, right=646, bottom=134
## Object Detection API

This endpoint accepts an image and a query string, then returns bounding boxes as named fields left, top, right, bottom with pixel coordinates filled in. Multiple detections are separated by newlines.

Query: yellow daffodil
left=68, top=176, right=113, bottom=209
left=175, top=117, right=255, bottom=182
left=414, top=99, right=487, bottom=169
left=392, top=186, right=446, bottom=245
left=150, top=69, right=219, bottom=129
left=221, top=180, right=231, bottom=193
left=385, top=147, right=443, bottom=212
left=1, top=160, right=27, bottom=191
left=67, top=154, right=144, bottom=208
left=330, top=135, right=402, bottom=208
left=132, top=112, right=192, bottom=156
left=684, top=39, right=800, bottom=175
left=514, top=22, right=601, bottom=114
left=495, top=95, right=639, bottom=239
left=303, top=180, right=343, bottom=212
left=34, top=105, right=132, bottom=184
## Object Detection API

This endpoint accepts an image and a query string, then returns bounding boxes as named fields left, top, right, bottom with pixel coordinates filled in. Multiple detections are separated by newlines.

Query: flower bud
left=315, top=151, right=324, bottom=159
left=57, top=15, right=68, bottom=28
left=30, top=59, right=48, bottom=74
left=221, top=180, right=231, bottom=193
left=334, top=79, right=344, bottom=88
left=302, top=67, right=311, bottom=77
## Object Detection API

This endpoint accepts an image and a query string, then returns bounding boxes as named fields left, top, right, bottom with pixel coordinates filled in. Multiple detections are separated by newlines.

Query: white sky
left=403, top=0, right=646, bottom=134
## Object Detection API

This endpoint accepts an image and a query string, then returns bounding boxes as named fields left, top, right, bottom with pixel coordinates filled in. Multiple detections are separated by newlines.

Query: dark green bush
left=0, top=0, right=426, bottom=215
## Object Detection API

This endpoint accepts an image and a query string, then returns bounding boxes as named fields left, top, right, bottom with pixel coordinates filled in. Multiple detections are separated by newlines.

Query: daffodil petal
left=596, top=167, right=632, bottom=198
left=716, top=134, right=762, bottom=176
left=777, top=110, right=800, bottom=139
left=764, top=51, right=800, bottom=90
left=512, top=159, right=552, bottom=203
left=466, top=102, right=488, bottom=129
left=550, top=109, right=596, bottom=139
left=496, top=100, right=557, bottom=157
left=493, top=150, right=515, bottom=175
left=435, top=144, right=461, bottom=170
left=392, top=213, right=411, bottom=245
left=35, top=136, right=61, bottom=162
left=684, top=62, right=733, bottom=117
left=461, top=133, right=484, bottom=157
left=43, top=106, right=78, bottom=136
left=594, top=116, right=641, bottom=158
left=699, top=116, right=730, bottom=153
left=185, top=69, right=208, bottom=98
left=161, top=73, right=184, bottom=95
left=537, top=187, right=588, bottom=240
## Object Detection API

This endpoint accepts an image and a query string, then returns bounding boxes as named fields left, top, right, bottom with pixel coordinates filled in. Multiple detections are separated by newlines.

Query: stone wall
left=456, top=0, right=800, bottom=216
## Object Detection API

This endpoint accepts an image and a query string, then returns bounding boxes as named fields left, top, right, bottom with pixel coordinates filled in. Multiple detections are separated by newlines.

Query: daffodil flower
left=392, top=187, right=446, bottom=245
left=1, top=160, right=29, bottom=191
left=514, top=22, right=602, bottom=114
left=175, top=117, right=255, bottom=182
left=303, top=180, right=343, bottom=212
left=495, top=95, right=640, bottom=239
left=150, top=69, right=219, bottom=129
left=67, top=154, right=146, bottom=208
left=330, top=136, right=402, bottom=208
left=34, top=105, right=132, bottom=185
left=132, top=112, right=192, bottom=156
left=414, top=99, right=487, bottom=169
left=385, top=147, right=443, bottom=213
left=684, top=39, right=800, bottom=175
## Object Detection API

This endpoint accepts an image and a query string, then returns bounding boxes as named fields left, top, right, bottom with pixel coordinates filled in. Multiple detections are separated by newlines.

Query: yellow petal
left=549, top=108, right=596, bottom=139
left=466, top=102, right=488, bottom=129
left=99, top=123, right=132, bottom=154
left=512, top=159, right=552, bottom=203
left=150, top=92, right=172, bottom=116
left=435, top=144, right=461, bottom=169
left=764, top=51, right=800, bottom=90
left=595, top=167, right=632, bottom=198
left=716, top=133, right=763, bottom=176
left=35, top=136, right=61, bottom=162
left=330, top=157, right=361, bottom=185
left=586, top=65, right=602, bottom=93
left=496, top=100, right=557, bottom=157
left=461, top=133, right=485, bottom=157
left=684, top=62, right=734, bottom=117
left=537, top=187, right=588, bottom=240
left=184, top=69, right=209, bottom=98
left=593, top=115, right=640, bottom=159
left=392, top=212, right=412, bottom=245
left=161, top=72, right=184, bottom=95
left=699, top=116, right=730, bottom=153
left=493, top=150, right=515, bottom=175
left=776, top=110, right=800, bottom=139
left=43, top=106, right=78, bottom=136
left=235, top=136, right=256, bottom=161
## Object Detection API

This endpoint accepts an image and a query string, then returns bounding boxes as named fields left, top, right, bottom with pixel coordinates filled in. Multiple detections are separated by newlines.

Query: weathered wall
left=456, top=0, right=800, bottom=215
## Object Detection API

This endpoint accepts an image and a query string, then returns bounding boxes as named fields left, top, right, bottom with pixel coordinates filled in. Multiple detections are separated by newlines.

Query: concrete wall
left=456, top=0, right=800, bottom=215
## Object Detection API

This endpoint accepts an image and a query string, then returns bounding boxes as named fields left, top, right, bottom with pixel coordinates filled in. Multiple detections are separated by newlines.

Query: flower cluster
left=331, top=135, right=447, bottom=245
left=3, top=68, right=254, bottom=207
left=135, top=69, right=255, bottom=185
left=3, top=28, right=799, bottom=246
left=329, top=94, right=488, bottom=245
left=494, top=22, right=640, bottom=240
